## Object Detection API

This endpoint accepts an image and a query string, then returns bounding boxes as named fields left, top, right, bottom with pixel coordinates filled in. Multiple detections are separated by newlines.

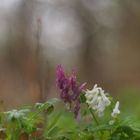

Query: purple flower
left=56, top=65, right=71, bottom=103
left=56, top=65, right=66, bottom=90
left=56, top=65, right=86, bottom=117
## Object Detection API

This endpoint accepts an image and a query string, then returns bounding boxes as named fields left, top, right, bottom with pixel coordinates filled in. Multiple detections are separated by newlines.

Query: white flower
left=85, top=84, right=111, bottom=117
left=111, top=101, right=120, bottom=118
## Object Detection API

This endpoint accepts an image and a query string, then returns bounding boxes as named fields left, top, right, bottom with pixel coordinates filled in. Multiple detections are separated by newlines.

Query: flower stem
left=89, top=108, right=99, bottom=126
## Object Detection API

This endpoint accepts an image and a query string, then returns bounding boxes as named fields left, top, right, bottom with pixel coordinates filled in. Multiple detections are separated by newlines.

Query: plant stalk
left=89, top=108, right=99, bottom=126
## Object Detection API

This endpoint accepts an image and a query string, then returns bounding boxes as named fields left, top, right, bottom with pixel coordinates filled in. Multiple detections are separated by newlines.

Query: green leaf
left=79, top=93, right=86, bottom=103
left=5, top=109, right=30, bottom=122
left=111, top=125, right=136, bottom=140
left=86, top=123, right=113, bottom=132
left=44, top=109, right=78, bottom=139
left=35, top=98, right=61, bottom=114
left=47, top=98, right=61, bottom=105
left=46, top=105, right=54, bottom=115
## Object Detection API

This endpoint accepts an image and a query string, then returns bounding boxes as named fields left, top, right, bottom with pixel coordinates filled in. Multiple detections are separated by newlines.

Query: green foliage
left=44, top=109, right=78, bottom=140
left=0, top=98, right=60, bottom=140
left=0, top=96, right=139, bottom=140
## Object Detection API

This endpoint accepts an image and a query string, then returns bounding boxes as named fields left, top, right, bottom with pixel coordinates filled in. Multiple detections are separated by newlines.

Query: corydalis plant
left=85, top=84, right=111, bottom=117
left=56, top=65, right=86, bottom=117
left=111, top=101, right=120, bottom=118
left=85, top=84, right=121, bottom=126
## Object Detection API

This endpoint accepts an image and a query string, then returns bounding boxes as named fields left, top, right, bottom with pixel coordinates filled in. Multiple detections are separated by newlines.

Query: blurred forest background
left=0, top=0, right=140, bottom=117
